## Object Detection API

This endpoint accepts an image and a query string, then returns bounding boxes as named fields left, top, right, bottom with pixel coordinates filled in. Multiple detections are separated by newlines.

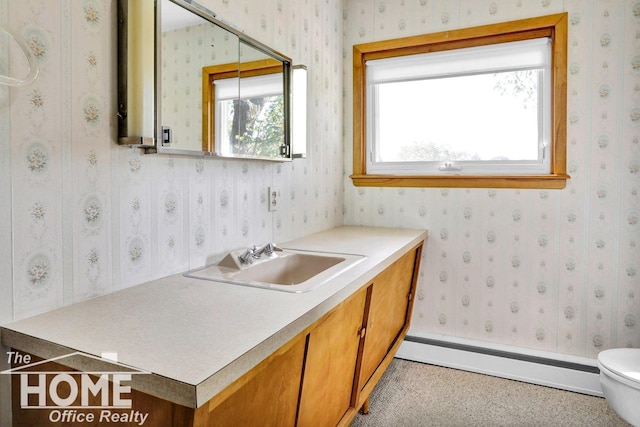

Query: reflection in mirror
left=236, top=41, right=285, bottom=159
left=203, top=43, right=288, bottom=160
left=161, top=0, right=239, bottom=153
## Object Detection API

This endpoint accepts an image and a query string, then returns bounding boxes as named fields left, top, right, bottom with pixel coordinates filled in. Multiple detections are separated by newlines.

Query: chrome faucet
left=259, top=243, right=282, bottom=256
left=238, top=243, right=282, bottom=265
left=254, top=242, right=282, bottom=257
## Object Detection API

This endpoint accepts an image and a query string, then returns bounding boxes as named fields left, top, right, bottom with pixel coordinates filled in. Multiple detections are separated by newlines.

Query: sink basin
left=184, top=248, right=366, bottom=293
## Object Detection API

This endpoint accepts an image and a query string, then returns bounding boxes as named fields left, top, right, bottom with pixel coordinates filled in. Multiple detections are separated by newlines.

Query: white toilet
left=597, top=348, right=640, bottom=426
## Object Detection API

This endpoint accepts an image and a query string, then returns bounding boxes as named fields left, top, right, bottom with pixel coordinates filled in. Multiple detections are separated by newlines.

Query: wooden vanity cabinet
left=197, top=242, right=422, bottom=427
left=356, top=246, right=422, bottom=402
left=8, top=243, right=423, bottom=427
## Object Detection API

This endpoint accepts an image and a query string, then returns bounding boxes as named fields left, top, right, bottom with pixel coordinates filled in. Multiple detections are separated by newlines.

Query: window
left=368, top=38, right=550, bottom=175
left=352, top=13, right=569, bottom=189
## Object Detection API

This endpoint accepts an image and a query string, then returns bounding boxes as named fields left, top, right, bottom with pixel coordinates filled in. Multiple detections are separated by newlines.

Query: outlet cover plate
left=268, top=187, right=279, bottom=212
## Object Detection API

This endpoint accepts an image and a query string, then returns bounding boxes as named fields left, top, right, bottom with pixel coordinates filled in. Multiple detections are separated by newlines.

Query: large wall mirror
left=118, top=0, right=296, bottom=161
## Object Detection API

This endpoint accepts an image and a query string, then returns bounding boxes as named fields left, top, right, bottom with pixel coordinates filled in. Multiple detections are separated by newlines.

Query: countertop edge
left=1, top=329, right=197, bottom=408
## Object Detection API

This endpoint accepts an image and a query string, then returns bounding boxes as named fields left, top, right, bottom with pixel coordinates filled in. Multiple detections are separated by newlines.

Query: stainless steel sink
left=184, top=248, right=366, bottom=293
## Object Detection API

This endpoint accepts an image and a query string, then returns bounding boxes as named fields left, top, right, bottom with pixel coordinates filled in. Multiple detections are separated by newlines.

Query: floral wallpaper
left=0, top=0, right=344, bottom=322
left=344, top=0, right=639, bottom=358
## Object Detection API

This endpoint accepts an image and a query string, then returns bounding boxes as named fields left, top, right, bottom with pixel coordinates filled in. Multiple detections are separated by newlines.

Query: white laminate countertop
left=0, top=226, right=427, bottom=408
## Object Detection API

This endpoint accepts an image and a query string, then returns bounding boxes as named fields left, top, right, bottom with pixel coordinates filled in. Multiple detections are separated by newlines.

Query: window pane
left=375, top=70, right=541, bottom=163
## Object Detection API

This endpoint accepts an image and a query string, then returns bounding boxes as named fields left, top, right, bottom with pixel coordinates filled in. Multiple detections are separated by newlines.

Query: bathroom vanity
left=1, top=226, right=427, bottom=426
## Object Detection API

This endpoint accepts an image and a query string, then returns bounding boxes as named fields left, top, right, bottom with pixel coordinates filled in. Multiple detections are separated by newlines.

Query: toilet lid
left=598, top=349, right=640, bottom=383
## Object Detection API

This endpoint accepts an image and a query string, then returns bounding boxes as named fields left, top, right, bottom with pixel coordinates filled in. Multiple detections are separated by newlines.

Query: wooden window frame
left=351, top=13, right=569, bottom=189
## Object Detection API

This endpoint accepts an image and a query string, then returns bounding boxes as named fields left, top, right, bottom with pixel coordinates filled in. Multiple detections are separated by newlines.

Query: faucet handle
left=263, top=243, right=282, bottom=256
left=238, top=249, right=254, bottom=265
left=250, top=245, right=262, bottom=259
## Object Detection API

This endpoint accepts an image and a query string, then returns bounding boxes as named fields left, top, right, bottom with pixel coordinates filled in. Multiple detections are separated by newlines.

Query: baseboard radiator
left=396, top=334, right=603, bottom=397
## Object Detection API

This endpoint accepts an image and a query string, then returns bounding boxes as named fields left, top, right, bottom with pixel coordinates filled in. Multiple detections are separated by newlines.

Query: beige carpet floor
left=351, top=358, right=630, bottom=427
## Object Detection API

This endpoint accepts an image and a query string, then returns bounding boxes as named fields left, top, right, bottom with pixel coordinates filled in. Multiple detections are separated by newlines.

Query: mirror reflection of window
left=205, top=56, right=286, bottom=160
left=217, top=73, right=284, bottom=157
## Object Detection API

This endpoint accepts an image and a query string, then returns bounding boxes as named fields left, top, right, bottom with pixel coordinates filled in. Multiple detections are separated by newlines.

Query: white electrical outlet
left=268, top=187, right=279, bottom=211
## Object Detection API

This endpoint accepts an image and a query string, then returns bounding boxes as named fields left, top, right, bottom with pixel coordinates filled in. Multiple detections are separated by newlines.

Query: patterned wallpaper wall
left=0, top=0, right=345, bottom=322
left=1, top=0, right=637, bottom=363
left=344, top=0, right=640, bottom=358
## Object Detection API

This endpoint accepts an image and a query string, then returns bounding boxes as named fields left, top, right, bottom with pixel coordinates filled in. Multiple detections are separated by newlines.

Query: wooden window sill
left=350, top=174, right=570, bottom=189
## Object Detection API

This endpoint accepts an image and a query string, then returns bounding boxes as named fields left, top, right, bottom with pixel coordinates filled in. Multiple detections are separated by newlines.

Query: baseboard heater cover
left=397, top=335, right=603, bottom=397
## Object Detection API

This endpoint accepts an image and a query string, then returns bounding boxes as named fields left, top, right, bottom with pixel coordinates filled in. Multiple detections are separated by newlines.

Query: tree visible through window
left=228, top=95, right=284, bottom=157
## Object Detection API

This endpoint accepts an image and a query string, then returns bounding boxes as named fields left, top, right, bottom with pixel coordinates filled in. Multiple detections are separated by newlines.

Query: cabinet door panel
left=298, top=289, right=367, bottom=427
left=359, top=249, right=417, bottom=388
left=205, top=336, right=306, bottom=427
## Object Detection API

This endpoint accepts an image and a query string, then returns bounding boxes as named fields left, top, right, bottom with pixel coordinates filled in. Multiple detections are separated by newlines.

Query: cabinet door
left=297, top=288, right=367, bottom=427
left=202, top=335, right=306, bottom=427
left=358, top=248, right=418, bottom=389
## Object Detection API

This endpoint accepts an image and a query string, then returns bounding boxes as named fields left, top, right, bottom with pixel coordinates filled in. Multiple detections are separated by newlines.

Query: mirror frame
left=117, top=0, right=293, bottom=161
